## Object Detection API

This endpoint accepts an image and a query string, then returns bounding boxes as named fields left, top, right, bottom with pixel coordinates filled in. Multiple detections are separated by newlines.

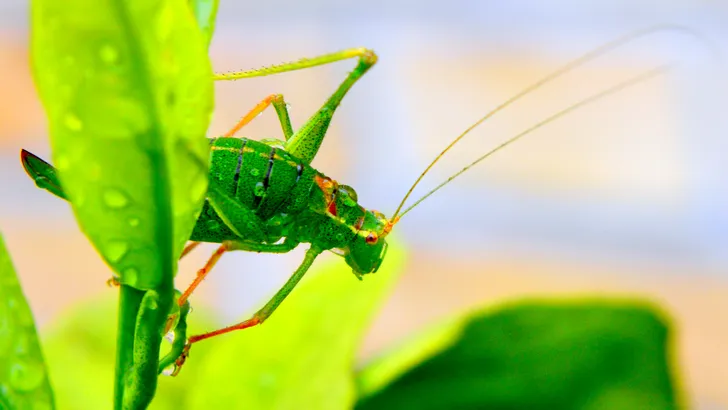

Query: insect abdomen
left=189, top=137, right=318, bottom=243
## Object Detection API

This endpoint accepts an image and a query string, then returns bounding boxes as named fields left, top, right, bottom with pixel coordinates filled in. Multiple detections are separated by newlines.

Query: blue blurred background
left=1, top=1, right=727, bottom=408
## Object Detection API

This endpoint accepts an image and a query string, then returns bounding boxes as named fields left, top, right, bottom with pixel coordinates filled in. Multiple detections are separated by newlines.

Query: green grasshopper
left=20, top=26, right=681, bottom=373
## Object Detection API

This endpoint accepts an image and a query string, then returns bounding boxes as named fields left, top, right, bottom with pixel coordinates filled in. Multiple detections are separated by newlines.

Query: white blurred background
left=1, top=1, right=727, bottom=408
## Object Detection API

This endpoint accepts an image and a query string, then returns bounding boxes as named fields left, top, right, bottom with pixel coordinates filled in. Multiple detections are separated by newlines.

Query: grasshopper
left=21, top=26, right=688, bottom=373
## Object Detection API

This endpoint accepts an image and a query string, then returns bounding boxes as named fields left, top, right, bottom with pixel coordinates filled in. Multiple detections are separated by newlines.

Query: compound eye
left=365, top=232, right=378, bottom=245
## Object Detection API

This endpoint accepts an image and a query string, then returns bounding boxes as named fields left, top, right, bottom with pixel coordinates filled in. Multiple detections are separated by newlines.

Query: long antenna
left=389, top=24, right=705, bottom=222
left=398, top=63, right=672, bottom=219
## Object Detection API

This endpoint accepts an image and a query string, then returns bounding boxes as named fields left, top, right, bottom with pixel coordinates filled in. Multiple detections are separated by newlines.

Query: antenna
left=388, top=25, right=707, bottom=224
left=398, top=63, right=672, bottom=219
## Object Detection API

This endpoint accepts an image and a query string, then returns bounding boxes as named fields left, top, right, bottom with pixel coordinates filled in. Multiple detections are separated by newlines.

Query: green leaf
left=187, top=237, right=407, bottom=409
left=30, top=0, right=213, bottom=290
left=41, top=295, right=218, bottom=410
left=189, top=0, right=219, bottom=48
left=0, top=233, right=55, bottom=409
left=356, top=299, right=681, bottom=410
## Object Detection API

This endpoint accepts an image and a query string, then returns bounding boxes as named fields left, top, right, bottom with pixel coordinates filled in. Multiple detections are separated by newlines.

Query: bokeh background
left=1, top=0, right=727, bottom=408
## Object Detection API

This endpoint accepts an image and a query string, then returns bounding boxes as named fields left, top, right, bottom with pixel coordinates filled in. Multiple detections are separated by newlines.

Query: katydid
left=21, top=25, right=692, bottom=373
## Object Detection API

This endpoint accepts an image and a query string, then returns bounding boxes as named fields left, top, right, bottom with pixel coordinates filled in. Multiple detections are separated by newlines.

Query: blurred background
left=1, top=0, right=727, bottom=408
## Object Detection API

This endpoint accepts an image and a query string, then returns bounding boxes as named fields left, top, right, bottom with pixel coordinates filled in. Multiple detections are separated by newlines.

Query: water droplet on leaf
left=146, top=297, right=158, bottom=310
left=99, top=44, right=119, bottom=64
left=103, top=189, right=129, bottom=208
left=105, top=240, right=129, bottom=263
left=123, top=267, right=139, bottom=283
left=161, top=364, right=177, bottom=377
left=249, top=168, right=260, bottom=177
left=8, top=360, right=45, bottom=392
left=63, top=113, right=83, bottom=132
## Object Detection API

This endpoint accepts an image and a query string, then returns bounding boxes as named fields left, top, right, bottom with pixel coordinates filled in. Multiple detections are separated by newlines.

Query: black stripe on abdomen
left=252, top=146, right=276, bottom=210
left=232, top=139, right=248, bottom=196
left=264, top=153, right=305, bottom=218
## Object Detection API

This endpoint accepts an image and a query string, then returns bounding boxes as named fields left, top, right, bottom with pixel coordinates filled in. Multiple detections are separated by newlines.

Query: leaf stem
left=114, top=285, right=144, bottom=409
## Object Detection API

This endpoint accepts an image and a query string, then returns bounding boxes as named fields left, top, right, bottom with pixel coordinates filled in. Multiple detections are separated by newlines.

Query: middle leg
left=214, top=48, right=378, bottom=164
left=186, top=245, right=322, bottom=344
left=177, top=238, right=299, bottom=307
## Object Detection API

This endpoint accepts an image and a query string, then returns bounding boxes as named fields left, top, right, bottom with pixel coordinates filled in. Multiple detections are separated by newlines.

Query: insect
left=20, top=26, right=685, bottom=373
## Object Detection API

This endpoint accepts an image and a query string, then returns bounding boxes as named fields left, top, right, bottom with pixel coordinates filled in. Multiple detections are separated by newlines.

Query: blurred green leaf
left=30, top=0, right=213, bottom=290
left=0, top=233, right=55, bottom=409
left=356, top=299, right=681, bottom=410
left=42, top=294, right=218, bottom=410
left=189, top=0, right=219, bottom=48
left=186, top=237, right=406, bottom=409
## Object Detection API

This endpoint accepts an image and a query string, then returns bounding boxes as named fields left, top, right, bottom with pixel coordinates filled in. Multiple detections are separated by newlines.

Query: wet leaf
left=0, top=233, right=55, bottom=409
left=30, top=0, right=213, bottom=290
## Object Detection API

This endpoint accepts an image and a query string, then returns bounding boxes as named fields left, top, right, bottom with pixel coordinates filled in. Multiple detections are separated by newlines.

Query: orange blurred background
left=1, top=1, right=727, bottom=408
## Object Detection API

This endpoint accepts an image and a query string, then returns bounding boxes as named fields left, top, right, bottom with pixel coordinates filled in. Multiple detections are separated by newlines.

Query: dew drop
left=147, top=298, right=159, bottom=310
left=164, top=330, right=175, bottom=343
left=99, top=44, right=119, bottom=64
left=249, top=168, right=260, bottom=177
left=105, top=240, right=129, bottom=263
left=123, top=267, right=139, bottom=283
left=128, top=217, right=140, bottom=227
left=63, top=113, right=83, bottom=132
left=8, top=360, right=45, bottom=392
left=161, top=364, right=177, bottom=377
left=254, top=182, right=265, bottom=197
left=336, top=233, right=344, bottom=241
left=73, top=191, right=87, bottom=208
left=103, top=189, right=129, bottom=209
